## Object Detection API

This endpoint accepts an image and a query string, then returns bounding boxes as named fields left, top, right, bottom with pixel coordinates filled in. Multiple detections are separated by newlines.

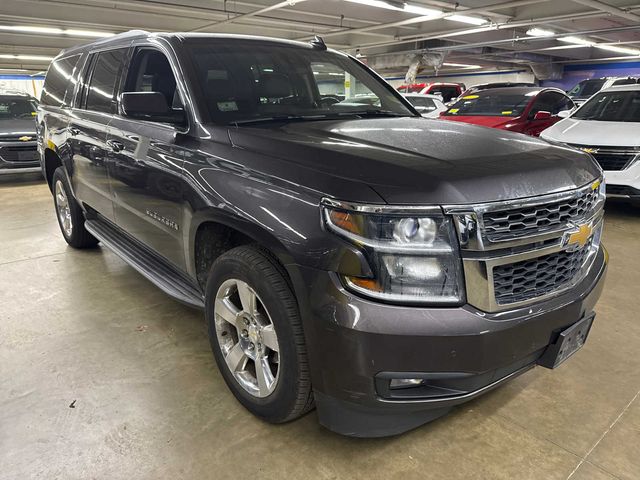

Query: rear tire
left=205, top=245, right=313, bottom=423
left=52, top=167, right=98, bottom=249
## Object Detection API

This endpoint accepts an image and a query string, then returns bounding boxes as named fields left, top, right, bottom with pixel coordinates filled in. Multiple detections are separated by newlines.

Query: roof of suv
left=57, top=30, right=318, bottom=58
left=601, top=84, right=640, bottom=93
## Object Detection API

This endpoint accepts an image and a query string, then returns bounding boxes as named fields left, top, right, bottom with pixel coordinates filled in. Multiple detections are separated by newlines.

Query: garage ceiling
left=1, top=0, right=639, bottom=77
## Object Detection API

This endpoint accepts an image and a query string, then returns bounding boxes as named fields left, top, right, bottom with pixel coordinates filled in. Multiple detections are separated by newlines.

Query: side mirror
left=121, top=91, right=185, bottom=124
left=557, top=110, right=572, bottom=118
left=534, top=110, right=552, bottom=120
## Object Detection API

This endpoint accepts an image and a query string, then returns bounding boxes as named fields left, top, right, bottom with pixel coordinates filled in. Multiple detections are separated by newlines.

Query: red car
left=440, top=87, right=575, bottom=137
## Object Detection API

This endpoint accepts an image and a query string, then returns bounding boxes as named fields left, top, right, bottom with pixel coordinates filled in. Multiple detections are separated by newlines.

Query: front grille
left=493, top=244, right=590, bottom=305
left=0, top=145, right=38, bottom=163
left=569, top=144, right=639, bottom=171
left=482, top=188, right=598, bottom=241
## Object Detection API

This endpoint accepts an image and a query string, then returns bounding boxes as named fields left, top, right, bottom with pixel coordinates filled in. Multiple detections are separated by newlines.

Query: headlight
left=322, top=201, right=464, bottom=305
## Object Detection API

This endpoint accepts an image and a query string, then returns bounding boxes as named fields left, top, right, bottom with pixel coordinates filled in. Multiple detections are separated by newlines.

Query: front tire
left=52, top=167, right=98, bottom=249
left=205, top=245, right=313, bottom=423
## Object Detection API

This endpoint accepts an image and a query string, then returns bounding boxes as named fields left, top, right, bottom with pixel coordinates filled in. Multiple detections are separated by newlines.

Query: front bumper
left=292, top=246, right=607, bottom=437
left=604, top=160, right=640, bottom=201
left=0, top=140, right=41, bottom=173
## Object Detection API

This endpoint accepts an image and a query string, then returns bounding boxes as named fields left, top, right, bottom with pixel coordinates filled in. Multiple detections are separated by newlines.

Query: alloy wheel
left=214, top=279, right=280, bottom=398
left=55, top=179, right=73, bottom=237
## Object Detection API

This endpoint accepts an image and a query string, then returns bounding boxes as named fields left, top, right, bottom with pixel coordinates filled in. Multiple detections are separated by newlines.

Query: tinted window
left=123, top=49, right=181, bottom=108
left=573, top=91, right=640, bottom=122
left=568, top=79, right=606, bottom=97
left=529, top=91, right=574, bottom=117
left=41, top=54, right=81, bottom=107
left=0, top=97, right=38, bottom=119
left=85, top=48, right=127, bottom=113
left=428, top=86, right=458, bottom=102
left=444, top=92, right=532, bottom=117
left=185, top=40, right=413, bottom=124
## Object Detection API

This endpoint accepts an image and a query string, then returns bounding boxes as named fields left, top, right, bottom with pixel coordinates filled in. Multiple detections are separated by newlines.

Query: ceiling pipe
left=353, top=7, right=640, bottom=51
left=190, top=0, right=311, bottom=32
left=296, top=0, right=552, bottom=41
left=571, top=0, right=640, bottom=22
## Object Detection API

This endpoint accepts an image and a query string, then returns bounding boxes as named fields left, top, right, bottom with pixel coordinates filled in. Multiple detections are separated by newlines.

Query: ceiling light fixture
left=0, top=25, right=114, bottom=37
left=526, top=28, right=555, bottom=37
left=442, top=62, right=481, bottom=69
left=345, top=0, right=441, bottom=17
left=0, top=54, right=54, bottom=61
left=558, top=36, right=594, bottom=46
left=445, top=14, right=488, bottom=25
left=595, top=44, right=640, bottom=56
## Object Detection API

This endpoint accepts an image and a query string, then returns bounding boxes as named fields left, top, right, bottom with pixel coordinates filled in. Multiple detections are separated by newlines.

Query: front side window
left=529, top=91, right=574, bottom=117
left=0, top=97, right=38, bottom=119
left=572, top=91, right=640, bottom=122
left=123, top=48, right=181, bottom=109
left=444, top=92, right=534, bottom=117
left=84, top=48, right=127, bottom=114
left=41, top=54, right=81, bottom=107
left=185, top=40, right=414, bottom=124
left=407, top=96, right=436, bottom=111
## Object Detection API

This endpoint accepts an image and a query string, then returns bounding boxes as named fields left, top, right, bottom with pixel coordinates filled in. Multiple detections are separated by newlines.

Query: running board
left=85, top=218, right=205, bottom=309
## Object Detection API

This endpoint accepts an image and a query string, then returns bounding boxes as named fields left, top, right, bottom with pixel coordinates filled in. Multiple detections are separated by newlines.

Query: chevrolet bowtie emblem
left=18, top=136, right=33, bottom=142
left=580, top=147, right=598, bottom=154
left=567, top=224, right=593, bottom=248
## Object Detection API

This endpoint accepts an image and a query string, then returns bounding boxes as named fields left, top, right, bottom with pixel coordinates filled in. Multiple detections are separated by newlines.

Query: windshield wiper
left=336, top=110, right=412, bottom=118
left=232, top=114, right=331, bottom=126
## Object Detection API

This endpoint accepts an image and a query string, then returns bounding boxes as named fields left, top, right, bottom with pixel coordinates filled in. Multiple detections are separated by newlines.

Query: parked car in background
left=397, top=82, right=464, bottom=103
left=449, top=81, right=537, bottom=105
left=567, top=77, right=639, bottom=106
left=441, top=87, right=575, bottom=137
left=403, top=93, right=447, bottom=117
left=541, top=84, right=640, bottom=203
left=0, top=91, right=40, bottom=174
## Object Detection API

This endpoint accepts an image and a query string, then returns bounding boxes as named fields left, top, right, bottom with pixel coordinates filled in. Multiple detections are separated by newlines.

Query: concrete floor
left=1, top=173, right=639, bottom=480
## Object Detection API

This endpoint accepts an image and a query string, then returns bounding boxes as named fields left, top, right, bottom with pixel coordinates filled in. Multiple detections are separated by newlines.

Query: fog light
left=389, top=378, right=424, bottom=389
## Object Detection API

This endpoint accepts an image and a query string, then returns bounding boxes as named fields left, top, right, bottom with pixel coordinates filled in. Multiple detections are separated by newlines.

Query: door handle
left=69, top=127, right=80, bottom=136
left=106, top=139, right=125, bottom=152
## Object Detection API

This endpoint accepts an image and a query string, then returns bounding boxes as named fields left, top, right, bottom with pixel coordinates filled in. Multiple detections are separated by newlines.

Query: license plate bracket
left=538, top=313, right=595, bottom=369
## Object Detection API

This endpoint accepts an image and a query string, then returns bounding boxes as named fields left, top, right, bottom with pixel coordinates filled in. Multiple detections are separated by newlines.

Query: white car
left=403, top=93, right=448, bottom=118
left=541, top=84, right=640, bottom=202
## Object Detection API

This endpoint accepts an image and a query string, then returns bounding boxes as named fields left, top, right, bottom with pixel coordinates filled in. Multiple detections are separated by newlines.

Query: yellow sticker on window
left=501, top=111, right=513, bottom=115
left=31, top=112, right=37, bottom=116
left=463, top=95, right=479, bottom=100
left=344, top=80, right=351, bottom=88
left=449, top=108, right=459, bottom=114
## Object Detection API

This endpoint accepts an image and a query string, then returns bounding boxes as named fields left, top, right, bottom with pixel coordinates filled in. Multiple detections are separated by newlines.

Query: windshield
left=0, top=97, right=37, bottom=119
left=443, top=92, right=532, bottom=117
left=185, top=40, right=414, bottom=124
left=572, top=90, right=640, bottom=122
left=568, top=79, right=606, bottom=98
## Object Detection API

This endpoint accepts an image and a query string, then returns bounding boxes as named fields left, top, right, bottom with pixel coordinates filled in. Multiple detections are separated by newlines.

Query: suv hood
left=541, top=117, right=640, bottom=147
left=229, top=117, right=600, bottom=205
left=0, top=118, right=37, bottom=137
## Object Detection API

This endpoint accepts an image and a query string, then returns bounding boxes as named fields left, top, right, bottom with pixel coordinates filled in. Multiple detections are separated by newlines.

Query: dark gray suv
left=38, top=31, right=608, bottom=437
left=0, top=91, right=39, bottom=174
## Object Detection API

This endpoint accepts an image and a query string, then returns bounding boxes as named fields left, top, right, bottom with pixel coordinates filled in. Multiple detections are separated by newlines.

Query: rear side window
left=41, top=54, right=81, bottom=107
left=84, top=48, right=127, bottom=114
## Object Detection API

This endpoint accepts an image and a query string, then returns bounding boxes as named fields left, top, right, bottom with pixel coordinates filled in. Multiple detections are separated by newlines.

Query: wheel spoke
left=215, top=298, right=243, bottom=330
left=237, top=281, right=257, bottom=315
left=261, top=324, right=279, bottom=352
left=255, top=354, right=275, bottom=396
left=225, top=343, right=248, bottom=372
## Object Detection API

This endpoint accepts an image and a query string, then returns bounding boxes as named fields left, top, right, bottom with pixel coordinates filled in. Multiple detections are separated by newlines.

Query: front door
left=107, top=47, right=187, bottom=270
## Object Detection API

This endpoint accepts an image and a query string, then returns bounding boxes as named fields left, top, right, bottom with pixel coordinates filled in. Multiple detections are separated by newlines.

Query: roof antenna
left=310, top=35, right=327, bottom=50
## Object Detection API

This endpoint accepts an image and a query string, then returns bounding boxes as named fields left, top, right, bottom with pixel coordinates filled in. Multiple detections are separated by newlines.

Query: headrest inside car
left=258, top=73, right=293, bottom=98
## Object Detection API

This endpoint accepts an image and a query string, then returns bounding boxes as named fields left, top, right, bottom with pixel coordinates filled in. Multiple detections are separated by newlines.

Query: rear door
left=67, top=47, right=128, bottom=221
left=106, top=45, right=188, bottom=270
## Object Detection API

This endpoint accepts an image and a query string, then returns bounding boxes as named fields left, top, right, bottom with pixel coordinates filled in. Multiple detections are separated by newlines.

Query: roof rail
left=58, top=29, right=151, bottom=58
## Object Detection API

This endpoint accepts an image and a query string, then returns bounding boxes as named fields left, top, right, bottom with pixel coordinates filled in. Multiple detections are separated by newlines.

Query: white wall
left=385, top=70, right=536, bottom=89
left=0, top=77, right=44, bottom=99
